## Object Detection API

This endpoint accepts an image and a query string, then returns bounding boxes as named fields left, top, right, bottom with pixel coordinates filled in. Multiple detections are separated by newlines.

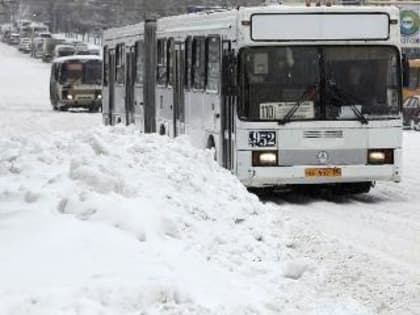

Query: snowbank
left=0, top=126, right=372, bottom=315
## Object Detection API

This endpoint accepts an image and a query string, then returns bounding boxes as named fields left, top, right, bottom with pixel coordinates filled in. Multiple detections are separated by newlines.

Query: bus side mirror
left=402, top=54, right=410, bottom=88
left=222, top=51, right=238, bottom=96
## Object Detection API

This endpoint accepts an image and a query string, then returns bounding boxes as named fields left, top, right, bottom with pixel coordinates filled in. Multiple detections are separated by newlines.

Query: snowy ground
left=0, top=42, right=419, bottom=315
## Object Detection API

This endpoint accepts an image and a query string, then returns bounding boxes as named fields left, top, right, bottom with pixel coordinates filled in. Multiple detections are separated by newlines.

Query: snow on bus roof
left=53, top=55, right=102, bottom=63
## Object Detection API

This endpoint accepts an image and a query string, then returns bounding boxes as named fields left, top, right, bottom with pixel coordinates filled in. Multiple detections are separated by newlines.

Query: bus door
left=125, top=47, right=135, bottom=125
left=173, top=42, right=185, bottom=136
left=108, top=49, right=116, bottom=124
left=221, top=41, right=236, bottom=170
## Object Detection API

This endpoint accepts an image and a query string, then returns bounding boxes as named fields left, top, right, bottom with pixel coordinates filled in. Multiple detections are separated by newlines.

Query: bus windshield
left=240, top=46, right=401, bottom=122
left=61, top=60, right=102, bottom=85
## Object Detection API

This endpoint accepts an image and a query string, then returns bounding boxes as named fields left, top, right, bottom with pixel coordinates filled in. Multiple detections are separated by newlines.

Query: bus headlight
left=66, top=94, right=73, bottom=100
left=97, top=94, right=102, bottom=100
left=252, top=151, right=278, bottom=167
left=368, top=149, right=394, bottom=165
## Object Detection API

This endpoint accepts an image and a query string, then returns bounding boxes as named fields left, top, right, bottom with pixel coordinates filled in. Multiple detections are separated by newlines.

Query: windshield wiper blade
left=278, top=86, right=316, bottom=125
left=348, top=104, right=368, bottom=125
left=326, top=80, right=368, bottom=125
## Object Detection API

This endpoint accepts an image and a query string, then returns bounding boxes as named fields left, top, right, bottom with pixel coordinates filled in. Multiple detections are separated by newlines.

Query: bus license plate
left=305, top=168, right=342, bottom=177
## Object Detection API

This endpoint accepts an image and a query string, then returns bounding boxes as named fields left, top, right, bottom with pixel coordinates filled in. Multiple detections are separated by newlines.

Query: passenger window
left=167, top=38, right=174, bottom=87
left=185, top=37, right=192, bottom=89
left=157, top=39, right=167, bottom=85
left=192, top=37, right=205, bottom=90
left=206, top=36, right=220, bottom=92
left=103, top=46, right=108, bottom=86
left=116, top=44, right=125, bottom=84
left=135, top=40, right=144, bottom=84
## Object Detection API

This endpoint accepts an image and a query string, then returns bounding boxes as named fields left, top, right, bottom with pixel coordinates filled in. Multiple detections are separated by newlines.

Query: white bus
left=50, top=55, right=102, bottom=112
left=102, top=4, right=405, bottom=194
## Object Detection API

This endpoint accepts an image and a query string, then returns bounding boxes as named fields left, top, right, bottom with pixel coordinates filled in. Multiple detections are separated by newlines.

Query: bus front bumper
left=239, top=164, right=401, bottom=188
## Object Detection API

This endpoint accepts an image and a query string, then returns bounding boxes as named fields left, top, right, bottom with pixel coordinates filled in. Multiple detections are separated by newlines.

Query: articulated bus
left=102, top=4, right=404, bottom=194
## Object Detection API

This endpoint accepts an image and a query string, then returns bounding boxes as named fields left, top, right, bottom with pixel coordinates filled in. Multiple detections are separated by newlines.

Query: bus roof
left=103, top=4, right=399, bottom=44
left=53, top=55, right=102, bottom=64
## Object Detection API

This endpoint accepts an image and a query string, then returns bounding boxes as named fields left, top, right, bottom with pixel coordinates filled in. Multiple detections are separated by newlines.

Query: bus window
left=167, top=38, right=175, bottom=87
left=185, top=37, right=192, bottom=89
left=60, top=61, right=101, bottom=85
left=116, top=44, right=125, bottom=84
left=103, top=46, right=108, bottom=86
left=206, top=36, right=220, bottom=92
left=135, top=40, right=144, bottom=84
left=192, top=37, right=205, bottom=90
left=157, top=39, right=167, bottom=85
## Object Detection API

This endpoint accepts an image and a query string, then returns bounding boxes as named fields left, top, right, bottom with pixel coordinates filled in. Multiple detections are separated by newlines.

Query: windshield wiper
left=326, top=80, right=368, bottom=125
left=278, top=85, right=317, bottom=125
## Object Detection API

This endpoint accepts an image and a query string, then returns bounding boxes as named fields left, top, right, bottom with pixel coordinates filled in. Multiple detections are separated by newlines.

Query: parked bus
left=49, top=55, right=102, bottom=112
left=54, top=44, right=76, bottom=58
left=102, top=4, right=404, bottom=194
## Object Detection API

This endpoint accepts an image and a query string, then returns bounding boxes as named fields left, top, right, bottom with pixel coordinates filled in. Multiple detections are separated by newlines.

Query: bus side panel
left=156, top=87, right=173, bottom=137
left=134, top=85, right=145, bottom=132
left=185, top=92, right=221, bottom=157
left=114, top=85, right=125, bottom=125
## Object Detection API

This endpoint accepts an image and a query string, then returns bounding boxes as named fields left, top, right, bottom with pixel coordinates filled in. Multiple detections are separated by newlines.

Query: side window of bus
left=135, top=40, right=144, bottom=84
left=103, top=46, right=108, bottom=86
left=185, top=36, right=192, bottom=90
left=192, top=37, right=205, bottom=90
left=167, top=38, right=174, bottom=87
left=206, top=36, right=220, bottom=92
left=157, top=39, right=167, bottom=85
left=116, top=44, right=125, bottom=84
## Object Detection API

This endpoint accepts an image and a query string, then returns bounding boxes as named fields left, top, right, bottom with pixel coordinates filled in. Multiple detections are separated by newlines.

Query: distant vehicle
left=403, top=96, right=420, bottom=130
left=75, top=45, right=90, bottom=55
left=31, top=37, right=45, bottom=58
left=1, top=29, right=11, bottom=42
left=49, top=55, right=102, bottom=112
left=88, top=47, right=100, bottom=56
left=19, top=23, right=49, bottom=39
left=42, top=38, right=66, bottom=62
left=8, top=33, right=20, bottom=45
left=37, top=31, right=51, bottom=39
left=18, top=37, right=32, bottom=53
left=53, top=44, right=76, bottom=58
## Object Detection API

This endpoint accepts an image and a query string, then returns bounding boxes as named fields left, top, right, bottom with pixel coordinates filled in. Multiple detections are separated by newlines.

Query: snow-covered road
left=0, top=42, right=419, bottom=315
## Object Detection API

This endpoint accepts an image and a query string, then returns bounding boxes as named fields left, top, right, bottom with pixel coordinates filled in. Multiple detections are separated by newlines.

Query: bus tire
left=159, top=125, right=166, bottom=136
left=206, top=136, right=217, bottom=161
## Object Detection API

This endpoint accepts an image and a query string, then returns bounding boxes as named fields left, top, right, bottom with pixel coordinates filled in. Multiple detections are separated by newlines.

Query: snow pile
left=0, top=126, right=370, bottom=315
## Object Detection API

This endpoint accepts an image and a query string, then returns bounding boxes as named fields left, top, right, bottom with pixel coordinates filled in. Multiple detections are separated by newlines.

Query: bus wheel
left=59, top=106, right=68, bottom=112
left=206, top=136, right=217, bottom=161
left=159, top=125, right=166, bottom=136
